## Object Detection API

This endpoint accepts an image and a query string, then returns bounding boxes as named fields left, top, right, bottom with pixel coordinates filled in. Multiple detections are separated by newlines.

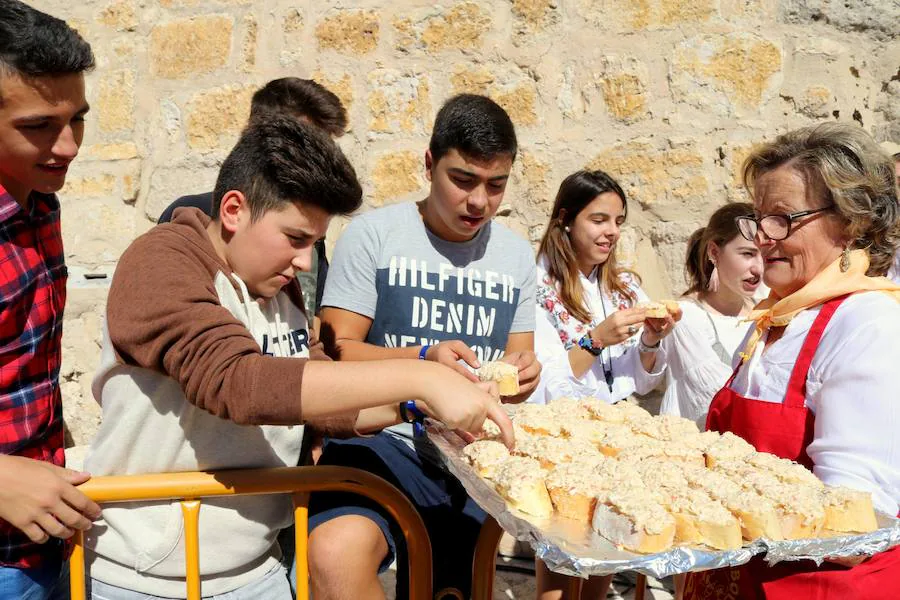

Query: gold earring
left=840, top=247, right=851, bottom=272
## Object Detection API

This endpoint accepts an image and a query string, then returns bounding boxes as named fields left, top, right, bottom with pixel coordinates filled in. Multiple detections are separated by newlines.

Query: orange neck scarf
left=741, top=250, right=900, bottom=360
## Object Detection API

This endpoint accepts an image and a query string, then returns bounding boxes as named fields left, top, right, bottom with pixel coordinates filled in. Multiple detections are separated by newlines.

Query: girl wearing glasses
left=530, top=169, right=678, bottom=599
left=685, top=123, right=900, bottom=600
left=653, top=202, right=764, bottom=428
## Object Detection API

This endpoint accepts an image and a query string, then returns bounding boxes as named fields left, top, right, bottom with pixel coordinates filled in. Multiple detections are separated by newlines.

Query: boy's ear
left=424, top=149, right=434, bottom=182
left=219, top=190, right=248, bottom=234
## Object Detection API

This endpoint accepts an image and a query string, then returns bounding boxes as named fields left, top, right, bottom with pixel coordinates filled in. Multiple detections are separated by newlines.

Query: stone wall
left=36, top=0, right=899, bottom=445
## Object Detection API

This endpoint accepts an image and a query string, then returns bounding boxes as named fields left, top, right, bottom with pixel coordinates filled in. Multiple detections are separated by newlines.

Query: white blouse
left=658, top=301, right=752, bottom=427
left=728, top=291, right=900, bottom=516
left=529, top=263, right=666, bottom=405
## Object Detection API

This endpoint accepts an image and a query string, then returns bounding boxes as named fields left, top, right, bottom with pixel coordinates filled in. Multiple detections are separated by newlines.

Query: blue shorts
left=308, top=432, right=487, bottom=599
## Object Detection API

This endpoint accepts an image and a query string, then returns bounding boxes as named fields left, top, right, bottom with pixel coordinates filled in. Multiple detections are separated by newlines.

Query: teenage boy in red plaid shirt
left=0, top=2, right=101, bottom=598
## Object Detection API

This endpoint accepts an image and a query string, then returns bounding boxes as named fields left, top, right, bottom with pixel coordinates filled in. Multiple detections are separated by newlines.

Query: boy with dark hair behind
left=308, top=94, right=541, bottom=600
left=157, top=77, right=348, bottom=313
left=84, top=116, right=511, bottom=599
left=0, top=2, right=99, bottom=598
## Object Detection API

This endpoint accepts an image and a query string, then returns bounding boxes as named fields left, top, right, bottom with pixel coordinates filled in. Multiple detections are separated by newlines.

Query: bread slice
left=683, top=468, right=783, bottom=540
left=513, top=433, right=602, bottom=469
left=821, top=486, right=878, bottom=533
left=736, top=471, right=825, bottom=539
left=584, top=400, right=628, bottom=424
left=489, top=456, right=553, bottom=518
left=547, top=396, right=597, bottom=420
left=545, top=460, right=607, bottom=522
left=592, top=487, right=676, bottom=553
left=636, top=301, right=668, bottom=318
left=704, top=431, right=756, bottom=468
left=476, top=361, right=520, bottom=396
left=560, top=419, right=631, bottom=447
left=513, top=403, right=563, bottom=437
left=462, top=440, right=510, bottom=479
left=628, top=414, right=701, bottom=444
left=745, top=452, right=824, bottom=489
left=662, top=488, right=743, bottom=550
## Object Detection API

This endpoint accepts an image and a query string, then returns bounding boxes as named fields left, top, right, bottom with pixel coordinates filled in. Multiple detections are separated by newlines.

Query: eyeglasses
left=734, top=206, right=833, bottom=242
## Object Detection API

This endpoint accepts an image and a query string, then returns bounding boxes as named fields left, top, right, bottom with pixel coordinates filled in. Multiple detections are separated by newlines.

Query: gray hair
left=743, top=123, right=900, bottom=276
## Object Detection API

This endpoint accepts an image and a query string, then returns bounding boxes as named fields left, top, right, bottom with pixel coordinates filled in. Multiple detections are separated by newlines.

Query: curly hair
left=743, top=123, right=900, bottom=276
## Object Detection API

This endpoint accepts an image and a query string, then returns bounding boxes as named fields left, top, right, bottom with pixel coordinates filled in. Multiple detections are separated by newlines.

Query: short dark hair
left=212, top=116, right=362, bottom=221
left=429, top=94, right=518, bottom=164
left=0, top=0, right=94, bottom=82
left=249, top=78, right=348, bottom=138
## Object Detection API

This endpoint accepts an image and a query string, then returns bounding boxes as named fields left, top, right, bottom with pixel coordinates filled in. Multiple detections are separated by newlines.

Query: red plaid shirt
left=0, top=184, right=68, bottom=568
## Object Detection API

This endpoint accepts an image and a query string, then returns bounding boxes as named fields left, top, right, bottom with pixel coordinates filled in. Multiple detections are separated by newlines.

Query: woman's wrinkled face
left=752, top=164, right=846, bottom=298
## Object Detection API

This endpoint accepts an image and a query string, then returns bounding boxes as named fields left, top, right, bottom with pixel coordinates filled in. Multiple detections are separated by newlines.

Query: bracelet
left=638, top=334, right=661, bottom=354
left=399, top=400, right=426, bottom=436
left=577, top=333, right=602, bottom=356
left=418, top=345, right=430, bottom=360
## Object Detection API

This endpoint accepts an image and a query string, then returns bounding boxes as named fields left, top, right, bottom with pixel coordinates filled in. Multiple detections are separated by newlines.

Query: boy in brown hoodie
left=83, top=117, right=512, bottom=598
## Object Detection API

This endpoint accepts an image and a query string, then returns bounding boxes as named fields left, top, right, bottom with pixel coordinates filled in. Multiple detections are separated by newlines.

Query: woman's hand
left=641, top=305, right=682, bottom=347
left=590, top=307, right=647, bottom=347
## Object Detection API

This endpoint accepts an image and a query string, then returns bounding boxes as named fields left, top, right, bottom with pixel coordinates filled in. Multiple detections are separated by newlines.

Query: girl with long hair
left=655, top=202, right=764, bottom=427
left=531, top=169, right=678, bottom=599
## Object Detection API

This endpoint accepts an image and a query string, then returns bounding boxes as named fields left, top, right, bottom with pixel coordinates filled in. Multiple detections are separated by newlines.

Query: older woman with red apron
left=684, top=123, right=900, bottom=600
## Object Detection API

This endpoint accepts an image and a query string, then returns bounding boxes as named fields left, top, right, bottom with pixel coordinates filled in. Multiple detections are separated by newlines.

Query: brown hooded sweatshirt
left=84, top=208, right=355, bottom=596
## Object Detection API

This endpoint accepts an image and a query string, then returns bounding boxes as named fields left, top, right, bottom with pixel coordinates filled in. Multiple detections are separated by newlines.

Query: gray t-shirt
left=323, top=201, right=536, bottom=442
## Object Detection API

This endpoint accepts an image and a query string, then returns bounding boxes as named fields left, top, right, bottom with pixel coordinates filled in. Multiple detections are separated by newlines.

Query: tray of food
left=425, top=397, right=900, bottom=578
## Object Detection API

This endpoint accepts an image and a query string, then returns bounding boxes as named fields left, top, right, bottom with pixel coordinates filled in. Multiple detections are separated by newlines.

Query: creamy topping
left=491, top=456, right=547, bottom=499
left=514, top=403, right=563, bottom=436
left=705, top=431, right=755, bottom=461
left=463, top=440, right=510, bottom=477
left=821, top=486, right=872, bottom=508
left=666, top=488, right=735, bottom=525
left=476, top=361, right=519, bottom=382
left=548, top=397, right=595, bottom=420
left=747, top=452, right=824, bottom=488
left=562, top=419, right=630, bottom=444
left=546, top=462, right=604, bottom=495
left=601, top=487, right=673, bottom=535
left=514, top=434, right=601, bottom=466
left=585, top=400, right=628, bottom=423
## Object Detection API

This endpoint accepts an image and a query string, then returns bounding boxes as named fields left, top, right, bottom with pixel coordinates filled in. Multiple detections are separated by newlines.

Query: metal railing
left=70, top=466, right=432, bottom=600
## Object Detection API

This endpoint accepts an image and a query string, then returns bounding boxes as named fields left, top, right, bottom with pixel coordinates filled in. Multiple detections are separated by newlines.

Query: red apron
left=684, top=295, right=900, bottom=600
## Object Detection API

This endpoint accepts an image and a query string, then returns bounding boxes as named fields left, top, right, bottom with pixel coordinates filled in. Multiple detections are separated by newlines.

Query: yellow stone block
left=241, top=15, right=257, bottom=72
left=600, top=73, right=647, bottom=121
left=367, top=70, right=431, bottom=135
left=371, top=152, right=423, bottom=206
left=61, top=175, right=117, bottom=198
left=186, top=86, right=255, bottom=150
left=81, top=143, right=139, bottom=162
left=316, top=10, right=379, bottom=55
left=494, top=84, right=538, bottom=126
left=674, top=33, right=782, bottom=109
left=586, top=141, right=707, bottom=207
left=97, top=1, right=137, bottom=31
left=420, top=2, right=491, bottom=52
left=97, top=70, right=135, bottom=133
left=150, top=16, right=232, bottom=79
left=450, top=65, right=495, bottom=95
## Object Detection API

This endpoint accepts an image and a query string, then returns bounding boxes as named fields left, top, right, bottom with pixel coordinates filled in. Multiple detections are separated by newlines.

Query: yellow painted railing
left=70, top=466, right=432, bottom=600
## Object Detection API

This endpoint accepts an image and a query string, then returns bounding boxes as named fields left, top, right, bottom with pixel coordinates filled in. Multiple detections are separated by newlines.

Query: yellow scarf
left=741, top=249, right=900, bottom=360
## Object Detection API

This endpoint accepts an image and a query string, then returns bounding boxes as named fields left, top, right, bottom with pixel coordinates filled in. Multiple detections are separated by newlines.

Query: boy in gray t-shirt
left=308, top=95, right=540, bottom=600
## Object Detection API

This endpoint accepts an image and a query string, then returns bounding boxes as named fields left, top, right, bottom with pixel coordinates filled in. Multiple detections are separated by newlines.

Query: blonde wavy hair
left=742, top=123, right=900, bottom=276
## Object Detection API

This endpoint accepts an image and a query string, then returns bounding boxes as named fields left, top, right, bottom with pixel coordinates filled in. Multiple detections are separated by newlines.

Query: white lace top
left=528, top=259, right=666, bottom=405
left=657, top=300, right=753, bottom=427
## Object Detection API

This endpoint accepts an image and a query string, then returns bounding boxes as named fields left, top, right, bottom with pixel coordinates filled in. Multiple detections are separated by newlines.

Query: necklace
left=597, top=291, right=615, bottom=392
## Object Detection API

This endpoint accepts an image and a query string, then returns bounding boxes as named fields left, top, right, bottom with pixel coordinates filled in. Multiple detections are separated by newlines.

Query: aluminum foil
left=426, top=421, right=900, bottom=578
